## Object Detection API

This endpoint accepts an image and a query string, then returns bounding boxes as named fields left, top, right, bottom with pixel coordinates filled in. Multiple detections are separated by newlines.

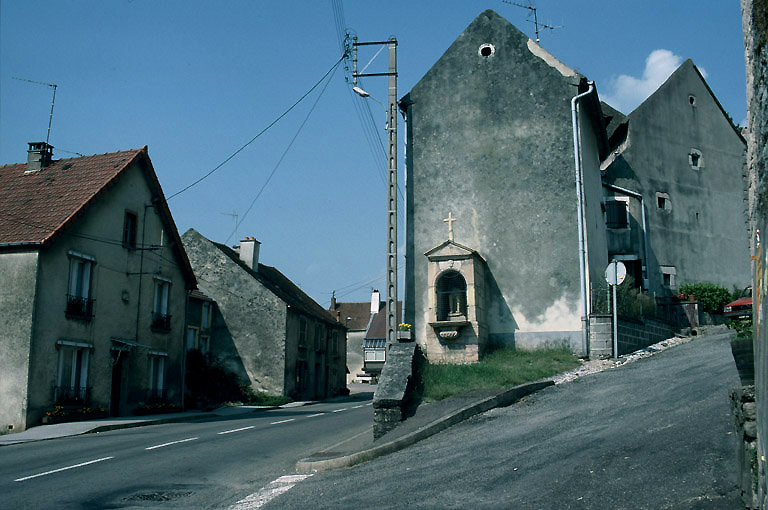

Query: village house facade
left=0, top=143, right=195, bottom=433
left=181, top=229, right=347, bottom=400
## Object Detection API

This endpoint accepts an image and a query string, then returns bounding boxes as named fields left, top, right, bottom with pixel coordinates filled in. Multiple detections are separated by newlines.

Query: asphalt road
left=276, top=332, right=743, bottom=509
left=0, top=395, right=373, bottom=509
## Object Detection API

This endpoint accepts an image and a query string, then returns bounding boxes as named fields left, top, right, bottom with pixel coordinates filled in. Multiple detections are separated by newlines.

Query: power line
left=224, top=59, right=342, bottom=244
left=166, top=54, right=346, bottom=201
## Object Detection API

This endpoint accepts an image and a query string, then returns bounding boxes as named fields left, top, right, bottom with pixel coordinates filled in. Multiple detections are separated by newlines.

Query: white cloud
left=602, top=49, right=684, bottom=114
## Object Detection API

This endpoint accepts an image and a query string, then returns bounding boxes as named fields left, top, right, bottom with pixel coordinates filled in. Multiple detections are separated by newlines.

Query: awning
left=363, top=339, right=386, bottom=349
left=111, top=338, right=152, bottom=351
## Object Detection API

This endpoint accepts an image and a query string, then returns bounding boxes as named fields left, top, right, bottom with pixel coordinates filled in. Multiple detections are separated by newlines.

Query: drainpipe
left=603, top=183, right=649, bottom=290
left=571, top=82, right=594, bottom=357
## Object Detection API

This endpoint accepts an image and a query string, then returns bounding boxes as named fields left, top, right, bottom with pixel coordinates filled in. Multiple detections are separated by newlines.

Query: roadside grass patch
left=420, top=346, right=580, bottom=401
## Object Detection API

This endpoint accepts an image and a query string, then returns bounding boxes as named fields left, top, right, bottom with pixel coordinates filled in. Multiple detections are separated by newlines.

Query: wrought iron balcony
left=54, top=385, right=91, bottom=405
left=151, top=312, right=171, bottom=332
left=65, top=294, right=94, bottom=320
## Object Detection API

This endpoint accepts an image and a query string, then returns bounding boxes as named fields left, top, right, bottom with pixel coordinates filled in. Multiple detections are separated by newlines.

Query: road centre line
left=365, top=402, right=373, bottom=406
left=229, top=474, right=313, bottom=510
left=218, top=426, right=256, bottom=435
left=352, top=404, right=364, bottom=409
left=145, top=437, right=198, bottom=450
left=270, top=419, right=295, bottom=425
left=332, top=408, right=347, bottom=413
left=306, top=413, right=325, bottom=418
left=15, top=456, right=114, bottom=482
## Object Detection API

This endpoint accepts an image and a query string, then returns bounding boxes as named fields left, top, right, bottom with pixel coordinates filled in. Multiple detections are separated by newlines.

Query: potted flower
left=397, top=323, right=412, bottom=341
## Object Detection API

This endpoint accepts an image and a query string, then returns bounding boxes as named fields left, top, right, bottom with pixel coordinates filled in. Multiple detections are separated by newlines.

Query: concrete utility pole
left=352, top=37, right=398, bottom=346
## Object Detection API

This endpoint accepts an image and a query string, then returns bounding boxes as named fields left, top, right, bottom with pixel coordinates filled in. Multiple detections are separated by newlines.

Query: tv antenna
left=221, top=211, right=239, bottom=243
left=13, top=77, right=58, bottom=145
left=502, top=1, right=562, bottom=43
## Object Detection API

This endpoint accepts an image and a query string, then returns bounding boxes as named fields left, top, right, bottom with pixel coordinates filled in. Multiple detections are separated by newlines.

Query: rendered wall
left=404, top=10, right=602, bottom=356
left=25, top=161, right=188, bottom=424
left=0, top=252, right=38, bottom=433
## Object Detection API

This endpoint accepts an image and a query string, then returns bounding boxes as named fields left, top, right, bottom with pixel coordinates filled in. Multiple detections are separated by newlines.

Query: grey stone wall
left=742, top=0, right=768, bottom=506
left=373, top=343, right=416, bottom=439
left=731, top=385, right=759, bottom=508
left=616, top=317, right=676, bottom=356
left=0, top=252, right=38, bottom=433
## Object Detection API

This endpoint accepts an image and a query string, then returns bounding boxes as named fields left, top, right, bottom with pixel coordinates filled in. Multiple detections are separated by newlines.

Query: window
left=656, top=192, right=672, bottom=213
left=660, top=266, right=677, bottom=289
left=689, top=149, right=703, bottom=170
left=436, top=270, right=467, bottom=321
left=299, top=318, right=307, bottom=346
left=200, top=335, right=210, bottom=355
left=152, top=276, right=171, bottom=332
left=55, top=341, right=92, bottom=403
left=122, top=211, right=138, bottom=249
left=605, top=199, right=629, bottom=229
left=186, top=326, right=198, bottom=351
left=314, top=324, right=323, bottom=352
left=148, top=352, right=166, bottom=399
left=202, top=302, right=212, bottom=329
left=66, top=252, right=95, bottom=320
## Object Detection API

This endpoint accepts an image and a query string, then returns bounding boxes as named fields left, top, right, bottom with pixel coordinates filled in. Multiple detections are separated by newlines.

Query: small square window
left=656, top=192, right=671, bottom=212
left=689, top=149, right=703, bottom=170
left=660, top=266, right=676, bottom=289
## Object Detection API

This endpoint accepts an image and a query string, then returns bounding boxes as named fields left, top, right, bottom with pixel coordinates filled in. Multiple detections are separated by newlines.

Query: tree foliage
left=678, top=283, right=732, bottom=314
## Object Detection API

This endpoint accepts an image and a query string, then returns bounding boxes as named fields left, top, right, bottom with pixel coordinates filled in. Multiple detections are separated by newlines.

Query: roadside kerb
left=296, top=380, right=554, bottom=473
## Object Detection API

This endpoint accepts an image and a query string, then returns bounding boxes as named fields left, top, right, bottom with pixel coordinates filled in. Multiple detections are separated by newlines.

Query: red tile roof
left=0, top=148, right=142, bottom=246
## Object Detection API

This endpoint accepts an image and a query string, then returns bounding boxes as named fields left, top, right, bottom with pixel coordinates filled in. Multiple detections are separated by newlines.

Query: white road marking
left=145, top=437, right=198, bottom=450
left=15, top=456, right=114, bottom=482
left=332, top=408, right=347, bottom=413
left=270, top=419, right=295, bottom=425
left=365, top=402, right=373, bottom=406
left=229, top=474, right=313, bottom=509
left=306, top=413, right=324, bottom=418
left=218, top=426, right=255, bottom=435
left=352, top=404, right=364, bottom=409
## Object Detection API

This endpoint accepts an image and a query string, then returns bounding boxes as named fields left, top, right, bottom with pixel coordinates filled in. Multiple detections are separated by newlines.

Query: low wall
left=372, top=343, right=416, bottom=440
left=589, top=315, right=613, bottom=359
left=730, top=385, right=759, bottom=509
left=617, top=316, right=676, bottom=356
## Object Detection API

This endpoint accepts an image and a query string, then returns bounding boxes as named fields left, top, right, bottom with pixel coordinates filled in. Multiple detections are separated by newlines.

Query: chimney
left=239, top=236, right=261, bottom=271
left=370, top=289, right=380, bottom=315
left=26, top=142, right=54, bottom=174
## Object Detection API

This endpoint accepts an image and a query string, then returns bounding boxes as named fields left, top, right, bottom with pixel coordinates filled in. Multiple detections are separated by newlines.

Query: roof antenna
left=13, top=77, right=58, bottom=145
left=221, top=211, right=239, bottom=243
left=502, top=1, right=562, bottom=43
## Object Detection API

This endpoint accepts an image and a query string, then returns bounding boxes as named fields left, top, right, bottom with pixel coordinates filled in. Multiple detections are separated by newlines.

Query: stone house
left=181, top=229, right=347, bottom=400
left=0, top=143, right=195, bottom=433
left=363, top=301, right=403, bottom=378
left=401, top=10, right=610, bottom=361
left=601, top=59, right=749, bottom=296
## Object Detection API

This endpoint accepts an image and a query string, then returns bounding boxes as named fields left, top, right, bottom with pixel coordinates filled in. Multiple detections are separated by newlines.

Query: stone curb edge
left=295, top=380, right=554, bottom=473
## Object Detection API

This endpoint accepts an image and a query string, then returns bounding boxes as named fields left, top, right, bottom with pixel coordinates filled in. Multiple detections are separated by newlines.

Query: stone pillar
left=589, top=314, right=613, bottom=359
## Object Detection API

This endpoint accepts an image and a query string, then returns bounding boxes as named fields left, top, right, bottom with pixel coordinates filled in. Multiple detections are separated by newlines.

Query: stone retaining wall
left=731, top=385, right=759, bottom=508
left=617, top=317, right=677, bottom=356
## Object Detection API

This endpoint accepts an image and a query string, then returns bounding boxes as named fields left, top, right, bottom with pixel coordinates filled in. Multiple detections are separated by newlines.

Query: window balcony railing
left=54, top=386, right=91, bottom=405
left=65, top=294, right=94, bottom=320
left=147, top=388, right=167, bottom=401
left=151, top=312, right=171, bottom=332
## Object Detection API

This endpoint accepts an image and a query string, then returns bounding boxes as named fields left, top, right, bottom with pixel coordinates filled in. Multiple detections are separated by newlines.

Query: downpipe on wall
left=571, top=82, right=594, bottom=357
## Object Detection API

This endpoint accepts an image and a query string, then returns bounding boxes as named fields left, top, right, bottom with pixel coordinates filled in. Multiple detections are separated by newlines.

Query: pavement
left=0, top=327, right=727, bottom=458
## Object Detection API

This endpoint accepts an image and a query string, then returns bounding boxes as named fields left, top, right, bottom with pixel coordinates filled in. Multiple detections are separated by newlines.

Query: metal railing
left=54, top=385, right=91, bottom=404
left=65, top=294, right=94, bottom=320
left=151, top=312, right=171, bottom=332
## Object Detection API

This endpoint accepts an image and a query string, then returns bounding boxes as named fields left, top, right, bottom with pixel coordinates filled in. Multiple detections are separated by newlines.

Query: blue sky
left=0, top=1, right=747, bottom=306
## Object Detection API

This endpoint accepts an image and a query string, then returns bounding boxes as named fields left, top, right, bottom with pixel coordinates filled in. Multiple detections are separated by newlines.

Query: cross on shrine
left=443, top=211, right=457, bottom=241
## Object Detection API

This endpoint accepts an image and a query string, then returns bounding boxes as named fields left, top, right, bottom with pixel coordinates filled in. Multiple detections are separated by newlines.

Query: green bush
left=727, top=316, right=753, bottom=339
left=679, top=283, right=732, bottom=314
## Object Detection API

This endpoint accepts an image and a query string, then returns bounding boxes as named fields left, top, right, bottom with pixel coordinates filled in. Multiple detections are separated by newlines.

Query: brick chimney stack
left=239, top=237, right=261, bottom=272
left=26, top=142, right=53, bottom=174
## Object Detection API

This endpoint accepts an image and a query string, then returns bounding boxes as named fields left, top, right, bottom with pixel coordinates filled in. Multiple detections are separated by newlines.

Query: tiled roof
left=329, top=301, right=378, bottom=330
left=365, top=301, right=403, bottom=340
left=0, top=149, right=142, bottom=246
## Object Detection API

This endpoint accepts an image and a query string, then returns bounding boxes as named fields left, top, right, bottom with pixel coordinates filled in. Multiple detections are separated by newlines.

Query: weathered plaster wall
left=404, top=10, right=596, bottom=356
left=26, top=161, right=188, bottom=423
left=0, top=252, right=38, bottom=433
left=182, top=229, right=287, bottom=395
left=346, top=330, right=365, bottom=383
left=606, top=61, right=749, bottom=296
left=742, top=0, right=768, bottom=506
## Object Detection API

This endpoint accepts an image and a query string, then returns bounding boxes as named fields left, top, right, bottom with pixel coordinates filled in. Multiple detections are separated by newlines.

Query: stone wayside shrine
left=423, top=212, right=488, bottom=363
